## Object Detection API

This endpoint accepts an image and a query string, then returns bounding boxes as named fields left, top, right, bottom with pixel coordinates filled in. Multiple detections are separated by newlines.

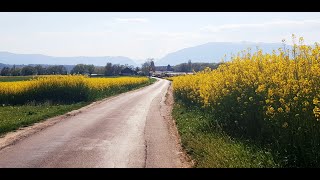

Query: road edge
left=163, top=81, right=194, bottom=168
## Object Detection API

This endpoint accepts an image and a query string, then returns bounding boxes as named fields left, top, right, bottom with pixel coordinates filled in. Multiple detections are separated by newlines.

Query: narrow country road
left=0, top=78, right=186, bottom=168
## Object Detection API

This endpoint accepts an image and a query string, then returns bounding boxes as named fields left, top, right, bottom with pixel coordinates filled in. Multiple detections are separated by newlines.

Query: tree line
left=0, top=63, right=143, bottom=76
left=172, top=60, right=222, bottom=72
left=0, top=59, right=221, bottom=76
left=0, top=65, right=68, bottom=76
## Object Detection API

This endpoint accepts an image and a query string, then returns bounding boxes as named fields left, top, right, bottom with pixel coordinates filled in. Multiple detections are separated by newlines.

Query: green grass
left=0, top=76, right=36, bottom=82
left=0, top=78, right=156, bottom=136
left=0, top=102, right=87, bottom=136
left=172, top=100, right=279, bottom=168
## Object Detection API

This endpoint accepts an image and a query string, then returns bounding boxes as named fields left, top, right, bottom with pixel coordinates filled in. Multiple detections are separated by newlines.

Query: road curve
left=0, top=78, right=184, bottom=168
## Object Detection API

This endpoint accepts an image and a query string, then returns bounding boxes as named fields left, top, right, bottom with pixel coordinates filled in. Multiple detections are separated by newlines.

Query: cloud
left=201, top=19, right=320, bottom=33
left=114, top=18, right=148, bottom=23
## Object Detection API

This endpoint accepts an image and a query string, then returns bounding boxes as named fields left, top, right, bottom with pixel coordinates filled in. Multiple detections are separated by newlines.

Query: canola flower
left=171, top=36, right=320, bottom=167
left=173, top=37, right=320, bottom=122
left=0, top=75, right=149, bottom=105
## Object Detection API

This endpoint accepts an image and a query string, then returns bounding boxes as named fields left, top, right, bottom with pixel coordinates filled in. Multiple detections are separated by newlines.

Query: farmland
left=171, top=37, right=320, bottom=167
left=0, top=76, right=35, bottom=82
left=0, top=75, right=155, bottom=135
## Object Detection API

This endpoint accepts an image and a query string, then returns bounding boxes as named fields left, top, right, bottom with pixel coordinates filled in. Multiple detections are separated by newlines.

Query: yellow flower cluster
left=0, top=75, right=149, bottom=104
left=85, top=77, right=148, bottom=91
left=172, top=36, right=320, bottom=166
left=172, top=38, right=320, bottom=122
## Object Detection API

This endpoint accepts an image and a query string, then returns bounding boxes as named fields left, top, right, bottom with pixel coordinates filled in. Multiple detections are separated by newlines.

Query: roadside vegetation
left=0, top=75, right=156, bottom=136
left=173, top=100, right=278, bottom=168
left=0, top=102, right=86, bottom=135
left=171, top=36, right=320, bottom=167
left=0, top=76, right=36, bottom=82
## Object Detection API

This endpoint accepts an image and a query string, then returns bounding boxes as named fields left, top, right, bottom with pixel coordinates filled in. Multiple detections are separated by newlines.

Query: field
left=171, top=37, right=320, bottom=167
left=0, top=75, right=155, bottom=135
left=0, top=76, right=36, bottom=82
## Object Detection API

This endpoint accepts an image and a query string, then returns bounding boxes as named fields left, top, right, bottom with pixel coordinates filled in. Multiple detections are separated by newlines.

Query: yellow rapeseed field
left=0, top=75, right=149, bottom=105
left=171, top=36, right=320, bottom=167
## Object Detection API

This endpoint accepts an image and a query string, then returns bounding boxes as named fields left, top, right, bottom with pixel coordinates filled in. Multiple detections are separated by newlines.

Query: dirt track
left=0, top=78, right=190, bottom=168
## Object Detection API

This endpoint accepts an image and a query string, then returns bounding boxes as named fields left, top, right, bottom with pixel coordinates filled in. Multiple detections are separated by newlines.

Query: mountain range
left=156, top=42, right=292, bottom=66
left=0, top=52, right=138, bottom=67
left=0, top=42, right=292, bottom=67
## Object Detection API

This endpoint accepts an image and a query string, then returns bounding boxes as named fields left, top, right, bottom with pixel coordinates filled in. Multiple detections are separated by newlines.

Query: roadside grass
left=0, top=78, right=156, bottom=136
left=0, top=76, right=35, bottom=82
left=172, top=100, right=279, bottom=168
left=0, top=102, right=86, bottom=136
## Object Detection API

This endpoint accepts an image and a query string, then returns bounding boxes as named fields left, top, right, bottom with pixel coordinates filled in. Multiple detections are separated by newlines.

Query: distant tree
left=21, top=66, right=36, bottom=76
left=71, top=64, right=86, bottom=74
left=187, top=60, right=192, bottom=72
left=93, top=66, right=104, bottom=74
left=47, top=65, right=67, bottom=75
left=0, top=67, right=10, bottom=76
left=135, top=67, right=140, bottom=72
left=104, top=63, right=114, bottom=76
left=57, top=65, right=67, bottom=75
left=46, top=66, right=54, bottom=75
left=127, top=65, right=135, bottom=70
left=113, top=64, right=124, bottom=75
left=180, top=63, right=189, bottom=72
left=10, top=65, right=21, bottom=76
left=150, top=59, right=155, bottom=72
left=34, top=65, right=46, bottom=75
left=174, top=62, right=221, bottom=72
left=141, top=58, right=156, bottom=76
left=166, top=64, right=172, bottom=71
left=87, top=64, right=95, bottom=76
left=141, top=61, right=151, bottom=76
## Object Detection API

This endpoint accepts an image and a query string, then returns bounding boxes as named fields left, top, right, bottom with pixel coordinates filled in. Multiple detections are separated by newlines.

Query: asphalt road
left=0, top=78, right=185, bottom=168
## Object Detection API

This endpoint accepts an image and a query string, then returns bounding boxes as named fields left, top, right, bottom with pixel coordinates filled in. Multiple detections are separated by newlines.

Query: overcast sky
left=1, top=12, right=320, bottom=61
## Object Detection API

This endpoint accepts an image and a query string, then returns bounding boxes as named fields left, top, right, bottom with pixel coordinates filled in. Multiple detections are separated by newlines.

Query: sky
left=1, top=12, right=320, bottom=62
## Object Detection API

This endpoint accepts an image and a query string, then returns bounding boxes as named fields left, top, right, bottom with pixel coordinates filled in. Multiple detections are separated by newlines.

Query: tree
left=21, top=66, right=36, bottom=76
left=104, top=63, right=114, bottom=76
left=47, top=65, right=67, bottom=75
left=34, top=65, right=46, bottom=75
left=113, top=64, right=124, bottom=75
left=150, top=59, right=155, bottom=72
left=141, top=61, right=151, bottom=76
left=174, top=62, right=221, bottom=72
left=180, top=63, right=189, bottom=72
left=93, top=66, right=104, bottom=74
left=1, top=67, right=10, bottom=76
left=135, top=67, right=140, bottom=72
left=167, top=64, right=172, bottom=71
left=87, top=64, right=95, bottom=76
left=187, top=60, right=192, bottom=72
left=71, top=64, right=86, bottom=74
left=10, top=65, right=21, bottom=76
left=141, top=58, right=156, bottom=76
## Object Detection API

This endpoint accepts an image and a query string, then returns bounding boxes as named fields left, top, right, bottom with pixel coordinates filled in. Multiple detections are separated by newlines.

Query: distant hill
left=0, top=52, right=138, bottom=67
left=156, top=42, right=292, bottom=66
left=0, top=42, right=296, bottom=68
